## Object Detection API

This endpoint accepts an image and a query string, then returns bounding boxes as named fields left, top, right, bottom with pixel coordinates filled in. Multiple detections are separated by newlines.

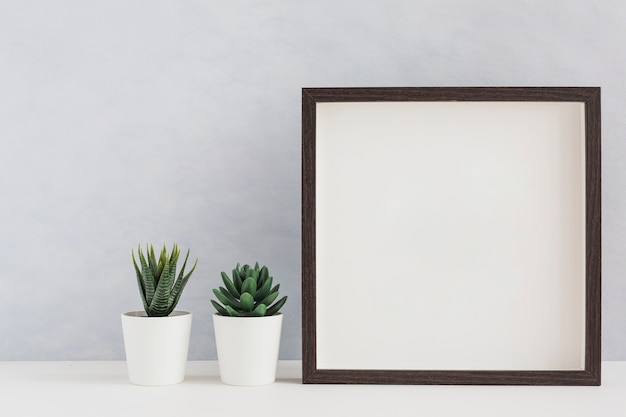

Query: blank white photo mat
left=315, top=101, right=585, bottom=371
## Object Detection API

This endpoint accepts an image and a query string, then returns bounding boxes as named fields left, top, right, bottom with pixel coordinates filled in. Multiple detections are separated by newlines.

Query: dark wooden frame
left=301, top=87, right=601, bottom=385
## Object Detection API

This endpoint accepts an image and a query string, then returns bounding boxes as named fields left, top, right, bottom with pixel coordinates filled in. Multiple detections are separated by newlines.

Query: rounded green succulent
left=211, top=263, right=287, bottom=317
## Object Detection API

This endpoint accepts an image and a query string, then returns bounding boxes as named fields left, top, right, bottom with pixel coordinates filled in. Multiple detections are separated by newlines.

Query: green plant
left=132, top=243, right=198, bottom=317
left=211, top=262, right=287, bottom=317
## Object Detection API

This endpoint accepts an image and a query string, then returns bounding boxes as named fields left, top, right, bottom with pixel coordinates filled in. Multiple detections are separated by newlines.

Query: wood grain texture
left=301, top=87, right=601, bottom=385
left=584, top=87, right=601, bottom=385
left=302, top=86, right=598, bottom=103
left=304, top=369, right=600, bottom=386
left=301, top=89, right=318, bottom=383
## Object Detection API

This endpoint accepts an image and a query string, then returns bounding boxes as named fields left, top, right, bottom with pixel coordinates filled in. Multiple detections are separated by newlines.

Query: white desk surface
left=1, top=361, right=624, bottom=417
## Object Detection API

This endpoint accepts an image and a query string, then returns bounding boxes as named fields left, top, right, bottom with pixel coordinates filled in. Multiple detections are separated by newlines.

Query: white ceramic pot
left=213, top=313, right=283, bottom=386
left=121, top=310, right=192, bottom=386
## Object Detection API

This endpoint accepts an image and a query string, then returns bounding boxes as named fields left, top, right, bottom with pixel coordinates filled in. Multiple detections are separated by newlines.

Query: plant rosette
left=211, top=263, right=288, bottom=386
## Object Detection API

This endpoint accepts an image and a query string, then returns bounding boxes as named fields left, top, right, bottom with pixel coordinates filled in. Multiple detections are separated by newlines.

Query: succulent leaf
left=241, top=277, right=257, bottom=295
left=259, top=266, right=269, bottom=286
left=255, top=276, right=273, bottom=301
left=225, top=305, right=243, bottom=317
left=168, top=244, right=180, bottom=266
left=137, top=246, right=155, bottom=306
left=211, top=300, right=228, bottom=316
left=240, top=292, right=254, bottom=312
left=156, top=245, right=169, bottom=283
left=147, top=245, right=158, bottom=282
left=170, top=249, right=191, bottom=298
left=149, top=256, right=173, bottom=316
left=258, top=290, right=279, bottom=307
left=232, top=268, right=243, bottom=291
left=169, top=257, right=197, bottom=313
left=251, top=303, right=267, bottom=316
left=166, top=245, right=180, bottom=280
left=132, top=250, right=149, bottom=312
left=266, top=296, right=288, bottom=316
left=221, top=272, right=241, bottom=298
left=213, top=288, right=241, bottom=310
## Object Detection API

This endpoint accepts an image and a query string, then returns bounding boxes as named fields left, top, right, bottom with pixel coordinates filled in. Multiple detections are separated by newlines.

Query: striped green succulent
left=211, top=263, right=287, bottom=317
left=132, top=243, right=198, bottom=317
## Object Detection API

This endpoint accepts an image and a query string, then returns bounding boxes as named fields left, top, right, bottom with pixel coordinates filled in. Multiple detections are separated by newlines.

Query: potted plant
left=211, top=262, right=288, bottom=386
left=121, top=243, right=197, bottom=386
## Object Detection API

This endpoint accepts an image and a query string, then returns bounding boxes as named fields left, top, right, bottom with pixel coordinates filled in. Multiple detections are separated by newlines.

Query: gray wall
left=1, top=0, right=624, bottom=360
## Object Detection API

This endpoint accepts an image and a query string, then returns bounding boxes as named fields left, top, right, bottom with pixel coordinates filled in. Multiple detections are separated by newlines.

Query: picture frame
left=301, top=87, right=601, bottom=385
